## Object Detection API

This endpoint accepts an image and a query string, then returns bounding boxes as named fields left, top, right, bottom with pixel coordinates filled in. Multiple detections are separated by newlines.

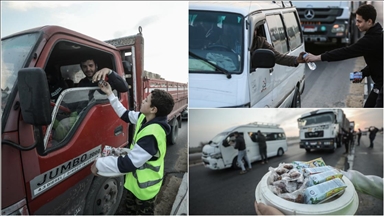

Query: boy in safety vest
left=91, top=80, right=174, bottom=214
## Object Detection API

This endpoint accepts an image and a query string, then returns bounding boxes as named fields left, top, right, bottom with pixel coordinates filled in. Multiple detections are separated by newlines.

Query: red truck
left=1, top=25, right=187, bottom=215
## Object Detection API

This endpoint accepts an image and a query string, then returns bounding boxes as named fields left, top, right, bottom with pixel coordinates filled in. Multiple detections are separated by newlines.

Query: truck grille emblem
left=304, top=9, right=315, bottom=20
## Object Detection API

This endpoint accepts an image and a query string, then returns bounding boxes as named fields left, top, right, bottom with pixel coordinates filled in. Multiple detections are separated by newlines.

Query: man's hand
left=304, top=53, right=321, bottom=62
left=91, top=160, right=100, bottom=176
left=98, top=80, right=113, bottom=96
left=255, top=201, right=284, bottom=215
left=296, top=51, right=306, bottom=63
left=92, top=68, right=111, bottom=83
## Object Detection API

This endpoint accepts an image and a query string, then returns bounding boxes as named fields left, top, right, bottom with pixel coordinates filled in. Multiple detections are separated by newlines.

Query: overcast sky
left=189, top=108, right=383, bottom=147
left=1, top=1, right=188, bottom=83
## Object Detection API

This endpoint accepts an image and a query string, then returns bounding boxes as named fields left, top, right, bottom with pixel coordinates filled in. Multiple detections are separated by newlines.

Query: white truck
left=291, top=1, right=363, bottom=46
left=297, top=109, right=350, bottom=152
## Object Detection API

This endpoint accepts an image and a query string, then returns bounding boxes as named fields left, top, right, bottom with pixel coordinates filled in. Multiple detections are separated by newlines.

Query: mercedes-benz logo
left=304, top=9, right=315, bottom=20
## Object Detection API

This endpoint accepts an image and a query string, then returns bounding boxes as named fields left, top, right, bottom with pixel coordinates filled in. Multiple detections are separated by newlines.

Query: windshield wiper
left=189, top=51, right=232, bottom=79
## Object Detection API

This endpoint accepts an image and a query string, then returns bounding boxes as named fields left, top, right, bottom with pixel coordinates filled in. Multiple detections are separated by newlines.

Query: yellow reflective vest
left=125, top=114, right=167, bottom=200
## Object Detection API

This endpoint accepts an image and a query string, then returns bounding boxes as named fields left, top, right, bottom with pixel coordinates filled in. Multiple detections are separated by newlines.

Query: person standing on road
left=90, top=81, right=175, bottom=215
left=230, top=131, right=252, bottom=174
left=368, top=126, right=379, bottom=148
left=304, top=4, right=383, bottom=108
left=254, top=130, right=268, bottom=164
left=342, top=128, right=351, bottom=154
left=357, top=128, right=362, bottom=146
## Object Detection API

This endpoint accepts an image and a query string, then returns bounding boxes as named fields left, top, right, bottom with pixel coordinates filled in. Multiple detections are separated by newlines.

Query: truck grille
left=305, top=131, right=324, bottom=138
left=297, top=8, right=343, bottom=23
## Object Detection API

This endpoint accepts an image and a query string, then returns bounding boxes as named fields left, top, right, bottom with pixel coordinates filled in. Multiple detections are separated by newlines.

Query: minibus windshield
left=189, top=11, right=243, bottom=74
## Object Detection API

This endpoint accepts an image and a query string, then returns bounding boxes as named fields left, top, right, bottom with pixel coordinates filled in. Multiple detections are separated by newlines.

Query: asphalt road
left=301, top=45, right=360, bottom=108
left=189, top=136, right=383, bottom=215
left=164, top=120, right=188, bottom=178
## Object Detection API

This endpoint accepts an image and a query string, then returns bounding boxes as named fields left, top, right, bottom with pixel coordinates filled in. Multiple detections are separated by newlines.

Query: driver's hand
left=297, top=52, right=306, bottom=63
left=98, top=80, right=113, bottom=96
left=92, top=68, right=110, bottom=83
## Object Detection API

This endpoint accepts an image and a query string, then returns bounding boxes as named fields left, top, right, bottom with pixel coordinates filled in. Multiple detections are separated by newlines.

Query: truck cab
left=297, top=109, right=348, bottom=153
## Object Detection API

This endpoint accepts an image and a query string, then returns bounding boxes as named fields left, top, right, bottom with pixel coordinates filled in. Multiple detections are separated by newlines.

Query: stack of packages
left=267, top=158, right=347, bottom=204
left=101, top=145, right=130, bottom=157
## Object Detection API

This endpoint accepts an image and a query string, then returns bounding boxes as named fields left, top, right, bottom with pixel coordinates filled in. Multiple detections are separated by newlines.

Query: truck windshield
left=298, top=113, right=335, bottom=127
left=1, top=33, right=40, bottom=116
left=189, top=11, right=243, bottom=74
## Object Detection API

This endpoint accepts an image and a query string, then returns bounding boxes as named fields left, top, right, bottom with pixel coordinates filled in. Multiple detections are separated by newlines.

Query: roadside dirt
left=155, top=147, right=188, bottom=215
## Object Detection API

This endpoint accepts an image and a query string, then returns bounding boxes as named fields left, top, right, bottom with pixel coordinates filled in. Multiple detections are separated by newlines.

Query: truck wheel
left=84, top=176, right=125, bottom=215
left=305, top=148, right=311, bottom=153
left=277, top=148, right=284, bottom=156
left=167, top=119, right=178, bottom=145
left=291, top=87, right=301, bottom=108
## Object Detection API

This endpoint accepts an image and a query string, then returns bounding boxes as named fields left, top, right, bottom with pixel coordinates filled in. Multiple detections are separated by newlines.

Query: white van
left=201, top=122, right=288, bottom=170
left=189, top=1, right=306, bottom=108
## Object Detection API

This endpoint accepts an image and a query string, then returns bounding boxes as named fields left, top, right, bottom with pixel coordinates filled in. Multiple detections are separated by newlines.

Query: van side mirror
left=18, top=68, right=51, bottom=125
left=122, top=60, right=132, bottom=74
left=251, top=49, right=275, bottom=70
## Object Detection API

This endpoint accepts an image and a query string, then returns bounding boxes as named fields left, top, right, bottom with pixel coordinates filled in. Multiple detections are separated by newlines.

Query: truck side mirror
left=122, top=60, right=132, bottom=74
left=18, top=68, right=52, bottom=125
left=251, top=49, right=275, bottom=71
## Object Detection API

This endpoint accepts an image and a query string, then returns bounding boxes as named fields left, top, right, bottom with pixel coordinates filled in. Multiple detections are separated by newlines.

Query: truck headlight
left=210, top=152, right=222, bottom=159
left=331, top=24, right=345, bottom=33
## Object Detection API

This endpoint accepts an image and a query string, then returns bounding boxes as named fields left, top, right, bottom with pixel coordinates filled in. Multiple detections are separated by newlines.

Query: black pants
left=357, top=135, right=361, bottom=145
left=364, top=86, right=383, bottom=108
left=259, top=147, right=267, bottom=162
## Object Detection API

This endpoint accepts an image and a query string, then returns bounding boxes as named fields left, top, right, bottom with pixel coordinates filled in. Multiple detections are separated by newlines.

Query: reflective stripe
left=133, top=171, right=163, bottom=188
left=138, top=163, right=160, bottom=172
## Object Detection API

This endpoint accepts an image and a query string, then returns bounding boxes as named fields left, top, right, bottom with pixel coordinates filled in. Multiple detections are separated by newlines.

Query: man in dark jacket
left=254, top=130, right=268, bottom=164
left=304, top=4, right=383, bottom=107
left=368, top=126, right=379, bottom=148
left=230, top=131, right=252, bottom=174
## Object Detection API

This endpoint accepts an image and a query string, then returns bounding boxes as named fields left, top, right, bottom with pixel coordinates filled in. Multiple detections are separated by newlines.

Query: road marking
left=356, top=152, right=383, bottom=155
left=335, top=156, right=346, bottom=170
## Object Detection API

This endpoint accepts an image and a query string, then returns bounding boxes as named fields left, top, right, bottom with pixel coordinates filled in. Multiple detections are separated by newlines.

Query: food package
left=293, top=157, right=326, bottom=173
left=267, top=158, right=347, bottom=204
left=102, top=145, right=130, bottom=157
left=304, top=178, right=347, bottom=204
left=307, top=169, right=343, bottom=186
left=303, top=166, right=334, bottom=177
left=267, top=163, right=306, bottom=203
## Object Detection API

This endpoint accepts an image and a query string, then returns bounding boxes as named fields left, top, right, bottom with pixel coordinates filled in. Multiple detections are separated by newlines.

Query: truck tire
left=291, top=86, right=301, bottom=108
left=167, top=118, right=178, bottom=145
left=305, top=148, right=311, bottom=153
left=84, top=176, right=125, bottom=215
